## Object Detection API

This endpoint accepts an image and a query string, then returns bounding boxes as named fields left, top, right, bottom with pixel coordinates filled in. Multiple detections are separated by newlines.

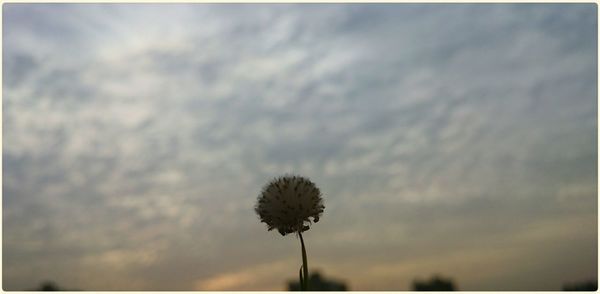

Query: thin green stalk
left=299, top=232, right=309, bottom=291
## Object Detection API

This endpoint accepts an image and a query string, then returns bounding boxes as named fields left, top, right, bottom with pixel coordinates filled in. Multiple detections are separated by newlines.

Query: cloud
left=194, top=259, right=295, bottom=291
left=3, top=3, right=596, bottom=290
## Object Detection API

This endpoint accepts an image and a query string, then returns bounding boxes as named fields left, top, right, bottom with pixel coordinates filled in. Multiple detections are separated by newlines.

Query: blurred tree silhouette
left=36, top=281, right=60, bottom=291
left=29, top=281, right=80, bottom=291
left=562, top=280, right=597, bottom=291
left=288, top=271, right=348, bottom=291
left=412, top=275, right=456, bottom=291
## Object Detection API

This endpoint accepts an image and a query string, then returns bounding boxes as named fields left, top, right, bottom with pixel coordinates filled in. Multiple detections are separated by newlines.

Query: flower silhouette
left=255, top=175, right=324, bottom=236
left=255, top=175, right=325, bottom=290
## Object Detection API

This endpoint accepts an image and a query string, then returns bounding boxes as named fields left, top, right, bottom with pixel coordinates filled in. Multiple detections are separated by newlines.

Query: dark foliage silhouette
left=412, top=275, right=456, bottom=291
left=29, top=281, right=79, bottom=291
left=562, top=280, right=597, bottom=291
left=288, top=271, right=348, bottom=291
left=35, top=281, right=60, bottom=291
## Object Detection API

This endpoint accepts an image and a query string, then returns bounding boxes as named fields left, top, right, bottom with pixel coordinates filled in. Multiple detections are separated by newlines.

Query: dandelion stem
left=299, top=232, right=309, bottom=291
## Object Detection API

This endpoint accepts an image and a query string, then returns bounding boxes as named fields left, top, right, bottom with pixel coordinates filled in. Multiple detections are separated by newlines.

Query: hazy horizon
left=3, top=3, right=597, bottom=290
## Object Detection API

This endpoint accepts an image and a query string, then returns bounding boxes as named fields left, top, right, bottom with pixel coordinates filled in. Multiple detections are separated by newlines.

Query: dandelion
left=255, top=175, right=325, bottom=290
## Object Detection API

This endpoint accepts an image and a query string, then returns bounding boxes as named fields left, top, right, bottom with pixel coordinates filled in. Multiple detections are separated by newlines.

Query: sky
left=2, top=3, right=597, bottom=291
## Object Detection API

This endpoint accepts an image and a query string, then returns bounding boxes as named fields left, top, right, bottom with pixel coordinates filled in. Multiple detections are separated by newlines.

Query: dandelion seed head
left=255, top=175, right=325, bottom=236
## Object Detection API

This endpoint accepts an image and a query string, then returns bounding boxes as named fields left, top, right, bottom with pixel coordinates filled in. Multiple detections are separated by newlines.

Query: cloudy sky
left=3, top=3, right=597, bottom=291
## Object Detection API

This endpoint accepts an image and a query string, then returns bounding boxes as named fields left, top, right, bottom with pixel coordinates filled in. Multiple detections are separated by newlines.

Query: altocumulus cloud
left=3, top=4, right=597, bottom=290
